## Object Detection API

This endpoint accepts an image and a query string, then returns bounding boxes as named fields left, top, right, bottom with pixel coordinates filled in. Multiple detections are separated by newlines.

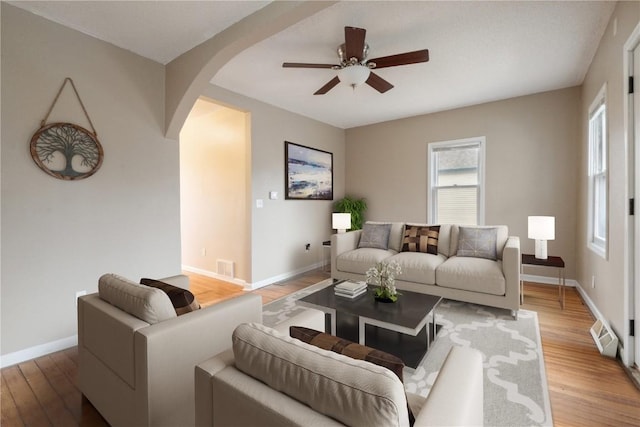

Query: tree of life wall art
left=30, top=78, right=103, bottom=180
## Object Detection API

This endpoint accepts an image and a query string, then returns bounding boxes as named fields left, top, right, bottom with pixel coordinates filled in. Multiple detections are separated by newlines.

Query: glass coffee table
left=298, top=281, right=442, bottom=368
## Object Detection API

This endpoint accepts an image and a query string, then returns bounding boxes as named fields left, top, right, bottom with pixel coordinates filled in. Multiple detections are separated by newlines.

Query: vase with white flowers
left=366, top=260, right=402, bottom=303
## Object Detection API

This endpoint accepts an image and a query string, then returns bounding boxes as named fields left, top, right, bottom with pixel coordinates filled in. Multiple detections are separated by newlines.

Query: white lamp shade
left=528, top=216, right=555, bottom=240
left=337, top=65, right=370, bottom=87
left=332, top=213, right=351, bottom=231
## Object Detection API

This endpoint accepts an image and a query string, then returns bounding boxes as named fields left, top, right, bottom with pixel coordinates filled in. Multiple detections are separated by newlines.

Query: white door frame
left=623, top=21, right=640, bottom=367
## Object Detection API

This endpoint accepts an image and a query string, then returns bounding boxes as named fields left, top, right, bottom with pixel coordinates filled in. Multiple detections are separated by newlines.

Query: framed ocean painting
left=285, top=141, right=333, bottom=200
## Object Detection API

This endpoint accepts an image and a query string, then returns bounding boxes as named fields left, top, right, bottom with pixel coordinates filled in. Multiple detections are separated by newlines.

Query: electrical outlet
left=75, top=290, right=86, bottom=307
left=201, top=247, right=207, bottom=256
left=305, top=243, right=311, bottom=252
left=591, top=275, right=596, bottom=289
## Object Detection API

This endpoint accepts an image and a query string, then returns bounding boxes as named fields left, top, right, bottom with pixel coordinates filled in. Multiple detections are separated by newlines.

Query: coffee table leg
left=358, top=318, right=366, bottom=345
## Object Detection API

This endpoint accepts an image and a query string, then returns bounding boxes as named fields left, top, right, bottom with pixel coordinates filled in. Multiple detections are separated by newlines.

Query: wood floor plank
left=18, top=360, right=77, bottom=426
left=2, top=365, right=50, bottom=426
left=1, top=373, right=24, bottom=427
left=35, top=356, right=83, bottom=423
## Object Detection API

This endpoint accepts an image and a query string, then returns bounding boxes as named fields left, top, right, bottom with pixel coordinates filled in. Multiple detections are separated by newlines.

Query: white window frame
left=587, top=84, right=608, bottom=259
left=427, top=137, right=486, bottom=225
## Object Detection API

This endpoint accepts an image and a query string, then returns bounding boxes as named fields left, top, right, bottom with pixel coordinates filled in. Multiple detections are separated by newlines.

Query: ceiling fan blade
left=368, top=49, right=429, bottom=69
left=366, top=72, right=394, bottom=93
left=283, top=62, right=336, bottom=69
left=344, top=26, right=366, bottom=61
left=314, top=76, right=341, bottom=95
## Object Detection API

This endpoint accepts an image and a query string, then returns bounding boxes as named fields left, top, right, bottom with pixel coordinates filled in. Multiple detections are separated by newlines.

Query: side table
left=521, top=254, right=565, bottom=309
left=322, top=240, right=331, bottom=273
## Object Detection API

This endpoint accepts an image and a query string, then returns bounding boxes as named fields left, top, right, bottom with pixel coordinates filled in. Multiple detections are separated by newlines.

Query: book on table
left=334, top=281, right=367, bottom=298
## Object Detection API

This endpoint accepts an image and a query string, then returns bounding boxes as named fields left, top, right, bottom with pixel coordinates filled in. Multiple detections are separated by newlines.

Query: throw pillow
left=401, top=225, right=440, bottom=254
left=140, top=278, right=201, bottom=316
left=456, top=226, right=498, bottom=260
left=290, top=326, right=414, bottom=425
left=358, top=223, right=392, bottom=250
left=290, top=326, right=404, bottom=380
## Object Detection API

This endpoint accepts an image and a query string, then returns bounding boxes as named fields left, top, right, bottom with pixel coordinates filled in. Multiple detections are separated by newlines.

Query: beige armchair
left=78, top=274, right=262, bottom=427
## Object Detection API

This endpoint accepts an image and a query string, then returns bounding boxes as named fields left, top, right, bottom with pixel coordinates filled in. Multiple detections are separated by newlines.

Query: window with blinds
left=428, top=138, right=485, bottom=225
left=588, top=85, right=607, bottom=258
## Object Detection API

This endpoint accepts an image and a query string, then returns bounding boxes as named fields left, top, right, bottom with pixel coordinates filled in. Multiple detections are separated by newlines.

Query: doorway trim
left=623, top=20, right=640, bottom=367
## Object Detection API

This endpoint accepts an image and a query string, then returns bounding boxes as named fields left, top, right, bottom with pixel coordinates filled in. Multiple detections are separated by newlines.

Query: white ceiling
left=9, top=1, right=615, bottom=129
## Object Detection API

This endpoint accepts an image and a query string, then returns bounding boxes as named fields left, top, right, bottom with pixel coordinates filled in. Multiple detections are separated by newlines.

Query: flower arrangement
left=366, top=260, right=402, bottom=302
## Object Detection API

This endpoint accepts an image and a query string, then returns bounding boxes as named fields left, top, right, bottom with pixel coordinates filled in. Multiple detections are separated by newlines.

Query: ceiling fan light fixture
left=337, top=64, right=370, bottom=89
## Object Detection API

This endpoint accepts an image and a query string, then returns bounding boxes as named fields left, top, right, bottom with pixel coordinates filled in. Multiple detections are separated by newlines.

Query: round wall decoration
left=30, top=122, right=103, bottom=180
left=30, top=78, right=103, bottom=180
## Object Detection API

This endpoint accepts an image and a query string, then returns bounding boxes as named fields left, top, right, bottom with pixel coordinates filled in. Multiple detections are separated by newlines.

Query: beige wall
left=1, top=4, right=182, bottom=356
left=202, top=85, right=345, bottom=285
left=578, top=1, right=640, bottom=340
left=345, top=87, right=580, bottom=279
left=180, top=99, right=249, bottom=282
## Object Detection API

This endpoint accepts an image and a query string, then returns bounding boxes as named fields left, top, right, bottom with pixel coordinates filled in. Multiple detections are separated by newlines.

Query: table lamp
left=332, top=213, right=351, bottom=234
left=528, top=216, right=555, bottom=260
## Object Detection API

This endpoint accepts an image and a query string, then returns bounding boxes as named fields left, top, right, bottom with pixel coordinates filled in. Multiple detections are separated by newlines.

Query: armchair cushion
left=140, top=278, right=200, bottom=315
left=98, top=274, right=176, bottom=324
left=233, top=323, right=410, bottom=427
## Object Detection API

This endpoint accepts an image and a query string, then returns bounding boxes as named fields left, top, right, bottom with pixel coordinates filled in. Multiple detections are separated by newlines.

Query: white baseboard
left=522, top=273, right=578, bottom=287
left=247, top=261, right=325, bottom=290
left=182, top=262, right=325, bottom=291
left=1, top=335, right=77, bottom=369
left=181, top=265, right=248, bottom=288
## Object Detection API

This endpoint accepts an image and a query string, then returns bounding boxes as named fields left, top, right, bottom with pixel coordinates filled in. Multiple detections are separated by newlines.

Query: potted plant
left=334, top=196, right=367, bottom=230
left=366, top=260, right=402, bottom=303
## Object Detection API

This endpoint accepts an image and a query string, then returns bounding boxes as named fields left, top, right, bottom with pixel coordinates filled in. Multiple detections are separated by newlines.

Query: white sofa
left=195, top=323, right=484, bottom=427
left=332, top=222, right=521, bottom=316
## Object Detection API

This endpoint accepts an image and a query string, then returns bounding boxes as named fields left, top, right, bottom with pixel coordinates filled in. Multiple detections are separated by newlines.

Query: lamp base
left=534, top=239, right=548, bottom=260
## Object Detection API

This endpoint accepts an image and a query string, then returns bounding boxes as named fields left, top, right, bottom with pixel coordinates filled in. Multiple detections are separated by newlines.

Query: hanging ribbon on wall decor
left=30, top=77, right=104, bottom=180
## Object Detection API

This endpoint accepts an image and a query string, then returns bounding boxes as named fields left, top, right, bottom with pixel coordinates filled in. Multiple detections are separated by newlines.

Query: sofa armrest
left=415, top=346, right=483, bottom=427
left=502, top=236, right=521, bottom=310
left=195, top=349, right=234, bottom=427
left=331, top=230, right=362, bottom=275
left=134, top=293, right=262, bottom=426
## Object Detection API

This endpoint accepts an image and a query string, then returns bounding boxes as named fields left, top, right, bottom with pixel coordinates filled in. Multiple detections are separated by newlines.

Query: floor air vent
left=217, top=260, right=235, bottom=279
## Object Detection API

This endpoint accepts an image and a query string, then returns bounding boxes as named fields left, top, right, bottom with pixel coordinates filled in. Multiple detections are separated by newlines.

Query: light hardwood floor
left=2, top=271, right=639, bottom=426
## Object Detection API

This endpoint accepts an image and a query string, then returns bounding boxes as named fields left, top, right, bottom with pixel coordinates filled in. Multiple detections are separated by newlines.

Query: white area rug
left=262, top=279, right=553, bottom=426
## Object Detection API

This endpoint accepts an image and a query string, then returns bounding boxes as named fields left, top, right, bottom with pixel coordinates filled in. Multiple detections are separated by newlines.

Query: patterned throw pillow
left=401, top=225, right=440, bottom=254
left=456, top=226, right=498, bottom=260
left=140, top=278, right=201, bottom=316
left=289, top=326, right=415, bottom=426
left=358, top=223, right=392, bottom=250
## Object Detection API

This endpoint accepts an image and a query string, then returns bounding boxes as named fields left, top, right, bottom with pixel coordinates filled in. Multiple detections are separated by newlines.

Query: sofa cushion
left=405, top=223, right=452, bottom=256
left=233, top=323, right=410, bottom=427
left=289, top=326, right=405, bottom=381
left=436, top=256, right=506, bottom=296
left=386, top=252, right=447, bottom=285
left=337, top=248, right=397, bottom=275
left=98, top=274, right=176, bottom=324
left=401, top=225, right=440, bottom=254
left=359, top=223, right=392, bottom=250
left=367, top=221, right=405, bottom=252
left=456, top=226, right=498, bottom=260
left=450, top=225, right=508, bottom=260
left=140, top=278, right=201, bottom=316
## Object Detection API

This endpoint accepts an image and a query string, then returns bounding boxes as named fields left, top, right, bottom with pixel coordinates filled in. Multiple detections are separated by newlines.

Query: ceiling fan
left=283, top=26, right=429, bottom=95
